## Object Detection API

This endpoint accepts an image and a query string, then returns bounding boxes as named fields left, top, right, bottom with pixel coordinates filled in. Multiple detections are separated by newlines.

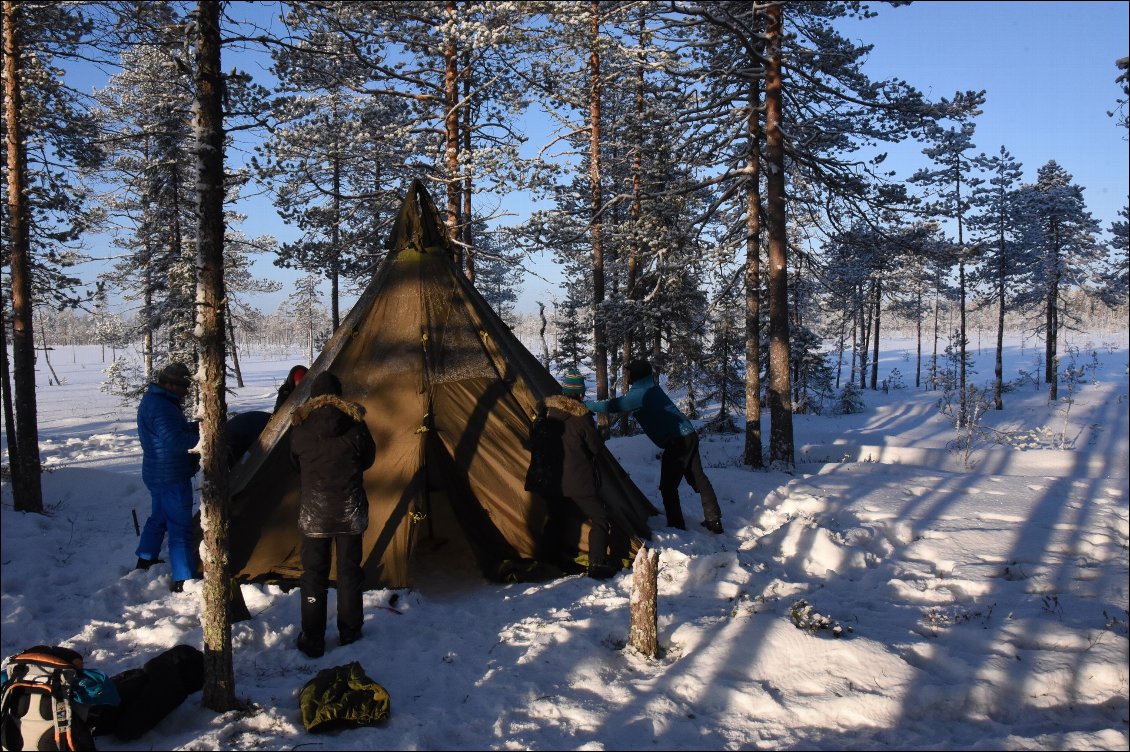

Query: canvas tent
left=227, top=179, right=656, bottom=589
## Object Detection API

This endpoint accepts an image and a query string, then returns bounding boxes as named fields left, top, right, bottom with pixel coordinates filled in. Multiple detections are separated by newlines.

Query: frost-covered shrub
left=789, top=599, right=852, bottom=638
left=101, top=357, right=146, bottom=401
left=881, top=368, right=906, bottom=393
left=834, top=382, right=865, bottom=415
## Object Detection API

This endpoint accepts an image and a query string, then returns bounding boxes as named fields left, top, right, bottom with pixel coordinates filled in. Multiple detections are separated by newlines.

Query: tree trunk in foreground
left=629, top=546, right=659, bottom=658
left=193, top=0, right=236, bottom=713
left=3, top=0, right=43, bottom=513
left=763, top=2, right=794, bottom=468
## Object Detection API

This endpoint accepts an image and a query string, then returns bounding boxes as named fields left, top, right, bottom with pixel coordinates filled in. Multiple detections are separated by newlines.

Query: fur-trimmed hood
left=542, top=394, right=591, bottom=418
left=292, top=393, right=365, bottom=427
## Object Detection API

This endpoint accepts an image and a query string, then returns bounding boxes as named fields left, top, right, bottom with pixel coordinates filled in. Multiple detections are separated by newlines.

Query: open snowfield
left=2, top=332, right=1128, bottom=750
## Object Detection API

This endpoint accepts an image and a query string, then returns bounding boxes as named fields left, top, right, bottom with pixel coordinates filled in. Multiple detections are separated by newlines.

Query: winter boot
left=296, top=632, right=325, bottom=658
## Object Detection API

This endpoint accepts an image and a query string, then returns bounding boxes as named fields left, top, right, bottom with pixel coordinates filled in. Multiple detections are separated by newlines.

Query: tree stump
left=628, top=545, right=659, bottom=658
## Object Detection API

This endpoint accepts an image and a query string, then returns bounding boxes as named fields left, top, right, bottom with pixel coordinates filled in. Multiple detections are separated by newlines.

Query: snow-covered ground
left=3, top=333, right=1128, bottom=750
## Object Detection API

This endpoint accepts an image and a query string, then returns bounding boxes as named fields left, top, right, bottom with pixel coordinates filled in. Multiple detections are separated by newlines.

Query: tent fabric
left=228, top=179, right=656, bottom=589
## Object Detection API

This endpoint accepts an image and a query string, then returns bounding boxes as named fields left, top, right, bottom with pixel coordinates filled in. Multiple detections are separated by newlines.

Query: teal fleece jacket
left=585, top=375, right=694, bottom=448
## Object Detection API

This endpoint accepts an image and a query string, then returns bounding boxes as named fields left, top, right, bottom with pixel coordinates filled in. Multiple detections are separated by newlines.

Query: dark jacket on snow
left=525, top=394, right=603, bottom=500
left=137, top=383, right=199, bottom=487
left=290, top=394, right=377, bottom=537
left=586, top=374, right=694, bottom=448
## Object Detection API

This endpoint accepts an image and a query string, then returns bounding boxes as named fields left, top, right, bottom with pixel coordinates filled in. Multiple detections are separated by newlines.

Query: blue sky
left=847, top=0, right=1128, bottom=223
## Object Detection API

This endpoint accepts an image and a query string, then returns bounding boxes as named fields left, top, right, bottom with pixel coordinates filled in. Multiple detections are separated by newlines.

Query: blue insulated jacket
left=137, top=383, right=199, bottom=486
left=585, top=374, right=694, bottom=448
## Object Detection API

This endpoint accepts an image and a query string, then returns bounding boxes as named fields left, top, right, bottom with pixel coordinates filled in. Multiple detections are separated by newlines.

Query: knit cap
left=561, top=372, right=586, bottom=396
left=157, top=361, right=192, bottom=389
left=628, top=359, right=652, bottom=384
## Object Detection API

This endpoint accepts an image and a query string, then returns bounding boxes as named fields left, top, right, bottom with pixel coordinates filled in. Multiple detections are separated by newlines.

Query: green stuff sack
left=299, top=662, right=389, bottom=733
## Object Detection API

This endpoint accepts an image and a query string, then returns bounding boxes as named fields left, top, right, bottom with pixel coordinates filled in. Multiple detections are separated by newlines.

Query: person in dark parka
left=274, top=364, right=308, bottom=413
left=586, top=359, right=723, bottom=534
left=135, top=362, right=200, bottom=592
left=289, top=372, right=377, bottom=658
left=526, top=372, right=616, bottom=579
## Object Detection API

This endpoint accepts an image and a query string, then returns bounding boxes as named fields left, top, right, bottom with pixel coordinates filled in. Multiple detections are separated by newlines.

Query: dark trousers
left=569, top=493, right=610, bottom=566
left=300, top=534, right=364, bottom=642
left=660, top=431, right=721, bottom=528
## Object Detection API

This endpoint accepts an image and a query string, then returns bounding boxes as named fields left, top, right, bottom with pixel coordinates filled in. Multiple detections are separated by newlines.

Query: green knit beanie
left=561, top=372, right=586, bottom=395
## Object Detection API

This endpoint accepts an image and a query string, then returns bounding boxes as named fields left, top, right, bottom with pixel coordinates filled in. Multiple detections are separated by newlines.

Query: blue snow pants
left=136, top=479, right=196, bottom=581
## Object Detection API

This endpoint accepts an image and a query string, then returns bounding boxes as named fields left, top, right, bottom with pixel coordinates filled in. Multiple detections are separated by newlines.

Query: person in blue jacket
left=586, top=359, right=723, bottom=534
left=135, top=361, right=200, bottom=592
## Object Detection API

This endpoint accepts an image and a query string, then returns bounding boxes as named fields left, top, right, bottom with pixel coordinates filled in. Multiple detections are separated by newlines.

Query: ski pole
left=132, top=509, right=140, bottom=536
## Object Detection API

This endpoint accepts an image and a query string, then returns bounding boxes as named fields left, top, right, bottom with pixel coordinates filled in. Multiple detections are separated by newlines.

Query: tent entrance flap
left=416, top=429, right=528, bottom=583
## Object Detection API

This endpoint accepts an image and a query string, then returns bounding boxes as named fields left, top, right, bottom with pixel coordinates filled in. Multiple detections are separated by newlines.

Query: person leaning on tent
left=135, top=361, right=201, bottom=593
left=274, top=364, right=309, bottom=413
left=526, top=372, right=617, bottom=580
left=289, top=372, right=377, bottom=658
left=586, top=359, right=724, bottom=535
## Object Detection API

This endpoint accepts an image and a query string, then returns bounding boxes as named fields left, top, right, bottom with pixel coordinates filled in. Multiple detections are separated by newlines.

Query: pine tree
left=1105, top=204, right=1129, bottom=305
left=1014, top=161, right=1105, bottom=401
left=702, top=285, right=744, bottom=433
left=256, top=13, right=415, bottom=328
left=552, top=286, right=588, bottom=376
left=288, top=274, right=327, bottom=364
left=92, top=16, right=198, bottom=381
left=273, top=0, right=536, bottom=282
left=909, top=97, right=986, bottom=425
left=969, top=146, right=1024, bottom=410
left=2, top=0, right=103, bottom=512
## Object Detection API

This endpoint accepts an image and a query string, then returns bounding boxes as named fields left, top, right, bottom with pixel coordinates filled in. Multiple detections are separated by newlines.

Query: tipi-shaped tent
left=227, top=179, right=655, bottom=589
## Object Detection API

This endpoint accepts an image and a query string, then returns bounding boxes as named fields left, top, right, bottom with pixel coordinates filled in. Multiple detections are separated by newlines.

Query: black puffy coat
left=290, top=394, right=377, bottom=537
left=525, top=394, right=602, bottom=500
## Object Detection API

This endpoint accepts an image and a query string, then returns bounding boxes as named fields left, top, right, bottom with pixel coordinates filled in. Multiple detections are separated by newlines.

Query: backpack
left=0, top=646, right=96, bottom=751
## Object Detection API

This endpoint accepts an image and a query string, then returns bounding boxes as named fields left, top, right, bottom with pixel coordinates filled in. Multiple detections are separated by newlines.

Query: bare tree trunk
left=763, top=3, right=793, bottom=468
left=443, top=0, right=462, bottom=271
left=835, top=311, right=845, bottom=390
left=619, top=8, right=645, bottom=437
left=915, top=287, right=923, bottom=389
left=3, top=0, right=43, bottom=513
left=1, top=291, right=21, bottom=490
left=37, top=314, right=62, bottom=386
left=1045, top=219, right=1060, bottom=401
left=462, top=47, right=475, bottom=284
left=743, top=55, right=764, bottom=468
left=858, top=286, right=870, bottom=389
left=849, top=298, right=858, bottom=386
left=330, top=146, right=342, bottom=331
left=193, top=0, right=235, bottom=712
left=225, top=301, right=244, bottom=388
left=628, top=546, right=659, bottom=658
left=870, top=280, right=881, bottom=390
left=170, top=160, right=187, bottom=357
left=537, top=302, right=550, bottom=367
left=956, top=170, right=968, bottom=424
left=588, top=1, right=610, bottom=436
left=993, top=223, right=1005, bottom=409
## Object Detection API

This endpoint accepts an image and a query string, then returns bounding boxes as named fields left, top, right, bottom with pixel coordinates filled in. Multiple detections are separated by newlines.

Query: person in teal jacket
left=586, top=359, right=723, bottom=534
